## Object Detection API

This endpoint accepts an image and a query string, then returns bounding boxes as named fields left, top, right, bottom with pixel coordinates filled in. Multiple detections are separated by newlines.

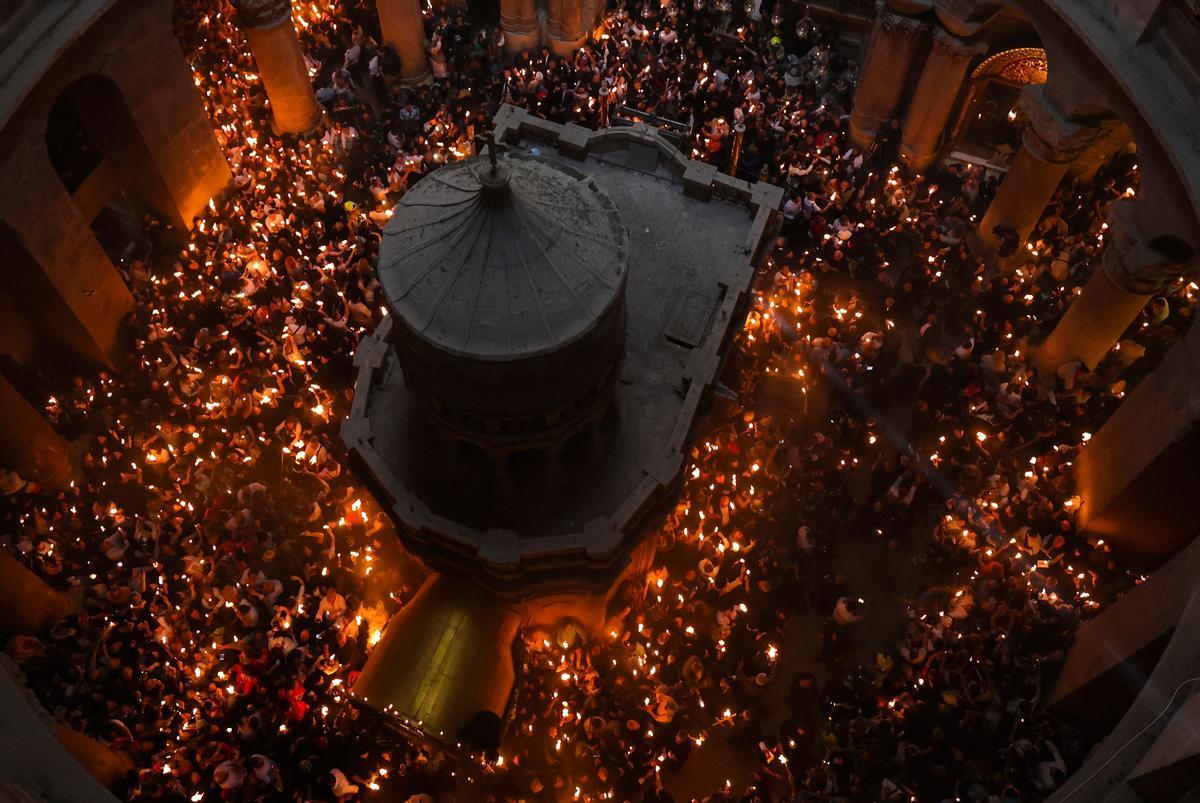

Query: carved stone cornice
left=1018, top=85, right=1117, bottom=165
left=880, top=7, right=932, bottom=38
left=233, top=0, right=293, bottom=29
left=1102, top=200, right=1192, bottom=295
left=930, top=26, right=987, bottom=60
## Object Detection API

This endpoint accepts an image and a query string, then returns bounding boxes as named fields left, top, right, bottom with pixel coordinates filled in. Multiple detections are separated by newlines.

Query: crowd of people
left=2, top=0, right=1193, bottom=800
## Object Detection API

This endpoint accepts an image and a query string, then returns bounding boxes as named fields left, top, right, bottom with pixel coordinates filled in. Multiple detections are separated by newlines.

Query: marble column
left=501, top=0, right=541, bottom=55
left=978, top=86, right=1110, bottom=249
left=848, top=5, right=931, bottom=150
left=235, top=0, right=322, bottom=135
left=898, top=27, right=985, bottom=171
left=379, top=0, right=432, bottom=85
left=547, top=0, right=588, bottom=56
left=1036, top=200, right=1189, bottom=376
left=0, top=371, right=73, bottom=488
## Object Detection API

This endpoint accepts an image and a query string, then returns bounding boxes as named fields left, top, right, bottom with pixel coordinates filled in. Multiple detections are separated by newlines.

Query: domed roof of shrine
left=377, top=152, right=630, bottom=361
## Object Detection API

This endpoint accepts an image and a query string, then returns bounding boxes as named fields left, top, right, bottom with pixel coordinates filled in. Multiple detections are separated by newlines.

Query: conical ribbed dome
left=378, top=154, right=630, bottom=361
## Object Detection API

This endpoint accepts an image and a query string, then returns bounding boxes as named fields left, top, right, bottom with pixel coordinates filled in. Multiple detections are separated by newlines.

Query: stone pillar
left=1074, top=286, right=1200, bottom=563
left=848, top=4, right=931, bottom=150
left=547, top=0, right=588, bottom=56
left=501, top=0, right=541, bottom=55
left=378, top=0, right=432, bottom=85
left=1035, top=269, right=1152, bottom=377
left=898, top=27, right=985, bottom=170
left=0, top=551, right=74, bottom=635
left=1049, top=533, right=1200, bottom=727
left=1035, top=200, right=1187, bottom=376
left=0, top=373, right=73, bottom=488
left=978, top=86, right=1112, bottom=249
left=0, top=150, right=132, bottom=369
left=1050, top=533, right=1200, bottom=800
left=977, top=143, right=1071, bottom=249
left=1047, top=546, right=1200, bottom=801
left=235, top=0, right=322, bottom=135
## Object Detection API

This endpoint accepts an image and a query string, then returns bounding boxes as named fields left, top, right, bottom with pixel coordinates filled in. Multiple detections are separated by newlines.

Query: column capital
left=1102, top=199, right=1193, bottom=295
left=930, top=26, right=987, bottom=60
left=1018, top=85, right=1119, bottom=165
left=880, top=7, right=933, bottom=37
left=234, top=0, right=293, bottom=29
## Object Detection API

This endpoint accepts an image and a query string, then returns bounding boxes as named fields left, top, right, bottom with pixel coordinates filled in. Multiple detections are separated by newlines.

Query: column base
left=271, top=106, right=325, bottom=138
left=848, top=114, right=881, bottom=151
left=898, top=144, right=937, bottom=172
left=401, top=68, right=434, bottom=86
left=503, top=28, right=541, bottom=55
left=547, top=33, right=588, bottom=57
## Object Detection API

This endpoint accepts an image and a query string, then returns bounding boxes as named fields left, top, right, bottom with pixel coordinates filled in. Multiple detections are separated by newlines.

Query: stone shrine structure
left=342, top=105, right=783, bottom=745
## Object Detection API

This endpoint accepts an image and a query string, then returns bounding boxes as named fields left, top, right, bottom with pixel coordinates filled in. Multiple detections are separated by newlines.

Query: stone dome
left=379, top=153, right=628, bottom=360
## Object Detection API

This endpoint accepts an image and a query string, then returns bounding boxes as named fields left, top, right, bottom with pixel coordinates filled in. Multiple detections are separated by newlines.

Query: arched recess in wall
left=45, top=73, right=178, bottom=261
left=946, top=46, right=1047, bottom=165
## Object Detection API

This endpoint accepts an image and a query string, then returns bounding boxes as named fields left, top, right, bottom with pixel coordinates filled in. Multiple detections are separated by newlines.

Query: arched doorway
left=45, top=74, right=177, bottom=262
left=946, top=47, right=1048, bottom=167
